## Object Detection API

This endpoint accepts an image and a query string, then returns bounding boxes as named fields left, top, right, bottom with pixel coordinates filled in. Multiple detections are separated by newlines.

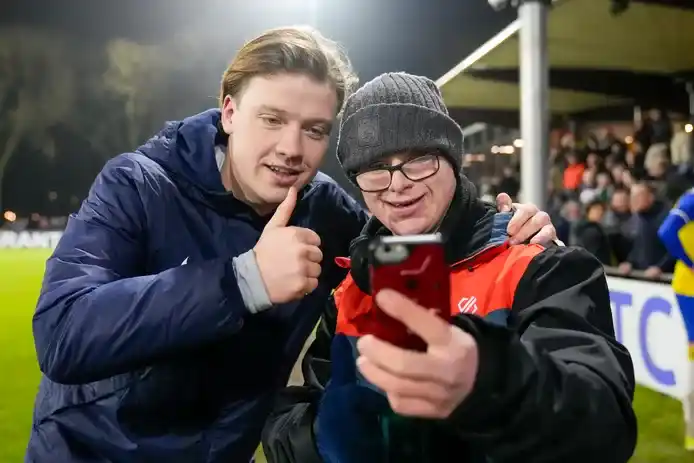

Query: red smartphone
left=367, top=233, right=451, bottom=351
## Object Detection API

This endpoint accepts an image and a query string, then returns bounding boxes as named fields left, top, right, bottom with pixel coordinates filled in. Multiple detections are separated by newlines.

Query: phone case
left=366, top=233, right=451, bottom=351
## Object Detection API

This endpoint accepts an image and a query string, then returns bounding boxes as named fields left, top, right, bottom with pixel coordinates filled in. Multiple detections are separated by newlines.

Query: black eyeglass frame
left=351, top=153, right=442, bottom=193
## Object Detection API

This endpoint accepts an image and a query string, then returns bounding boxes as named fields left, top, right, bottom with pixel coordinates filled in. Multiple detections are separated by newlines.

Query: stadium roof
left=438, top=0, right=694, bottom=119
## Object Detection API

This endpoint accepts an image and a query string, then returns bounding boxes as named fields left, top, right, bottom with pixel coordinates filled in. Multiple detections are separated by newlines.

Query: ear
left=220, top=95, right=237, bottom=135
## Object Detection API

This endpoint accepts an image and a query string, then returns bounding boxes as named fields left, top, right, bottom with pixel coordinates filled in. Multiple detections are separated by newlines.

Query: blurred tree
left=59, top=37, right=204, bottom=190
left=101, top=39, right=176, bottom=149
left=65, top=69, right=132, bottom=162
left=0, top=26, right=76, bottom=213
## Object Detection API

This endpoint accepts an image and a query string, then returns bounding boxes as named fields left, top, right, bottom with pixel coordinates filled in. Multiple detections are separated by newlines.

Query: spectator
left=626, top=144, right=646, bottom=178
left=603, top=189, right=631, bottom=231
left=622, top=168, right=636, bottom=190
left=563, top=151, right=585, bottom=191
left=585, top=152, right=601, bottom=172
left=671, top=122, right=692, bottom=168
left=587, top=127, right=621, bottom=158
left=581, top=171, right=613, bottom=205
left=644, top=141, right=670, bottom=174
left=556, top=199, right=582, bottom=245
left=611, top=163, right=627, bottom=189
left=647, top=157, right=674, bottom=198
left=560, top=132, right=577, bottom=151
left=609, top=142, right=627, bottom=165
left=603, top=188, right=633, bottom=263
left=642, top=105, right=678, bottom=192
left=573, top=200, right=613, bottom=265
left=546, top=176, right=566, bottom=220
left=649, top=109, right=673, bottom=146
left=605, top=153, right=620, bottom=172
left=596, top=171, right=614, bottom=200
left=579, top=169, right=598, bottom=204
left=633, top=118, right=652, bottom=154
left=497, top=165, right=520, bottom=200
left=549, top=164, right=565, bottom=194
left=618, top=182, right=675, bottom=278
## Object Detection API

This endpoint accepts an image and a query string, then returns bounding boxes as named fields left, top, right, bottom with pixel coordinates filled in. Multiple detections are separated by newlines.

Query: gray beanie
left=336, top=72, right=464, bottom=178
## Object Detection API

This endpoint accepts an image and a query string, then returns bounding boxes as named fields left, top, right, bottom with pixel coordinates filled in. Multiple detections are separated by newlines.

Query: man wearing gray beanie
left=262, top=71, right=636, bottom=463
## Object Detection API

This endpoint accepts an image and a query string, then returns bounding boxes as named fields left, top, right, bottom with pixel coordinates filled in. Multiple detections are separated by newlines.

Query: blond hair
left=219, top=26, right=358, bottom=114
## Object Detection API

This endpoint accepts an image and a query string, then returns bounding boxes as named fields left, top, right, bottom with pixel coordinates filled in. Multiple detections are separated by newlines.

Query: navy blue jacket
left=27, top=109, right=367, bottom=463
left=626, top=200, right=675, bottom=271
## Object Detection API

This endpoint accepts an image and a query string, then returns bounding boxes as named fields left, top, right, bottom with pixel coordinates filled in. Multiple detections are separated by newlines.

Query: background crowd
left=482, top=109, right=693, bottom=279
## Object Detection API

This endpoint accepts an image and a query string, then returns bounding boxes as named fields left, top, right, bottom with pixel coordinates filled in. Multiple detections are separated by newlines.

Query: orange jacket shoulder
left=450, top=243, right=545, bottom=316
left=334, top=243, right=546, bottom=335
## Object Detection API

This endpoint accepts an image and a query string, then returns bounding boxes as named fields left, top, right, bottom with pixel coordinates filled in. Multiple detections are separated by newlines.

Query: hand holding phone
left=366, top=233, right=451, bottom=351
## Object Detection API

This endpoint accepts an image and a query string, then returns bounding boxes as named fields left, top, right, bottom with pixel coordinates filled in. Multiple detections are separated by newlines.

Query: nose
left=388, top=170, right=413, bottom=193
left=276, top=125, right=303, bottom=162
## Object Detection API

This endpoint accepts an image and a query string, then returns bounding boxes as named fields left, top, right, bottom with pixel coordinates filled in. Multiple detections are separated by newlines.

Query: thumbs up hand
left=254, top=187, right=324, bottom=304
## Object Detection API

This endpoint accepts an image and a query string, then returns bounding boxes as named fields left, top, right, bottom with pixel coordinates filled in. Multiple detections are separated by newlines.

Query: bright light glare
left=3, top=210, right=17, bottom=222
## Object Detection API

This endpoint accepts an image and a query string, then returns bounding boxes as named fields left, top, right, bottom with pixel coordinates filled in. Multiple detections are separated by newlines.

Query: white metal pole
left=518, top=0, right=549, bottom=208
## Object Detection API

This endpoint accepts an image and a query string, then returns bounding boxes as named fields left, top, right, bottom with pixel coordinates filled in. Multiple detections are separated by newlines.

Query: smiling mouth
left=387, top=196, right=424, bottom=208
left=266, top=165, right=302, bottom=176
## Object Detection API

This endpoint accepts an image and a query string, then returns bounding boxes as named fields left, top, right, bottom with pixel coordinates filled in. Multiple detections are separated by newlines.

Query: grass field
left=0, top=248, right=691, bottom=462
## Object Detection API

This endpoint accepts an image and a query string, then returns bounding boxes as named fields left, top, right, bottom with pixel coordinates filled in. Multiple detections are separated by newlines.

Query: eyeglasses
left=353, top=153, right=441, bottom=193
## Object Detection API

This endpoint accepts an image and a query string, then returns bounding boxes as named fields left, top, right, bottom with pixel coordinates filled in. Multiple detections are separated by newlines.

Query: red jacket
left=335, top=241, right=544, bottom=339
left=263, top=199, right=637, bottom=463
